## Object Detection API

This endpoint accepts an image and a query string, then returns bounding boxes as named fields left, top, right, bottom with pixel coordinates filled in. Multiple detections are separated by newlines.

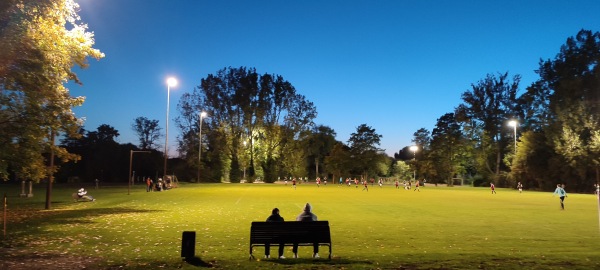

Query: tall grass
left=1, top=182, right=599, bottom=269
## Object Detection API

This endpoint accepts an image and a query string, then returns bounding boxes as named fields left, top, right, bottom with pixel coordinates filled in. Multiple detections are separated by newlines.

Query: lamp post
left=164, top=77, right=177, bottom=179
left=409, top=145, right=418, bottom=182
left=508, top=120, right=518, bottom=151
left=129, top=150, right=150, bottom=195
left=197, top=111, right=207, bottom=182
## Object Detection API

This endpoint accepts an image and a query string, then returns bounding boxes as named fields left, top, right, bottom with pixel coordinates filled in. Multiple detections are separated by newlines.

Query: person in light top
left=553, top=184, right=568, bottom=210
left=77, top=188, right=95, bottom=201
left=293, top=203, right=319, bottom=258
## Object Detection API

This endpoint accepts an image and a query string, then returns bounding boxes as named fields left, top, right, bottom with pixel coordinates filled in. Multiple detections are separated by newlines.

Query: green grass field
left=1, top=182, right=600, bottom=269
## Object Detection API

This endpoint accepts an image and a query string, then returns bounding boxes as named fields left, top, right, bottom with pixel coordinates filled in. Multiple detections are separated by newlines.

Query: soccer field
left=2, top=182, right=600, bottom=269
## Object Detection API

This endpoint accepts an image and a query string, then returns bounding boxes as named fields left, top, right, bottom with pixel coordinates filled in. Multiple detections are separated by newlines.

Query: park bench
left=249, top=221, right=332, bottom=259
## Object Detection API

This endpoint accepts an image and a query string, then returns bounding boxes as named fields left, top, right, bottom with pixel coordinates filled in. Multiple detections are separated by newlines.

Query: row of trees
left=1, top=0, right=597, bottom=199
left=174, top=67, right=405, bottom=183
left=402, top=29, right=600, bottom=192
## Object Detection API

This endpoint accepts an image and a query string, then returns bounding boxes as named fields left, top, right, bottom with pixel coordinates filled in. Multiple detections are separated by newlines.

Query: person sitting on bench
left=293, top=203, right=319, bottom=258
left=264, top=208, right=285, bottom=259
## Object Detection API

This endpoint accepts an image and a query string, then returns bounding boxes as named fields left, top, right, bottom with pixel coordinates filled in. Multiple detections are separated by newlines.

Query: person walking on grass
left=293, top=203, right=319, bottom=259
left=264, top=208, right=285, bottom=259
left=362, top=180, right=369, bottom=192
left=517, top=182, right=523, bottom=193
left=553, top=184, right=568, bottom=210
left=490, top=183, right=497, bottom=194
left=413, top=180, right=420, bottom=192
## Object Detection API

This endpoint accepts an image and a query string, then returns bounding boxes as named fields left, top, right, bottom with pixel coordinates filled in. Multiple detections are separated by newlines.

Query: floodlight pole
left=409, top=145, right=418, bottom=182
left=197, top=111, right=207, bottom=183
left=508, top=120, right=518, bottom=151
left=164, top=77, right=177, bottom=181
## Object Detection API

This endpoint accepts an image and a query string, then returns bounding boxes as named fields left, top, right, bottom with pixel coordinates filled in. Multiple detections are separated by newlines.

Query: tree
left=132, top=117, right=162, bottom=150
left=324, top=142, right=352, bottom=181
left=303, top=125, right=337, bottom=178
left=0, top=0, right=103, bottom=183
left=510, top=130, right=562, bottom=190
left=412, top=128, right=431, bottom=153
left=534, top=29, right=600, bottom=191
left=455, top=72, right=520, bottom=185
left=176, top=67, right=316, bottom=182
left=347, top=124, right=384, bottom=179
left=429, top=113, right=467, bottom=186
left=1, top=0, right=103, bottom=210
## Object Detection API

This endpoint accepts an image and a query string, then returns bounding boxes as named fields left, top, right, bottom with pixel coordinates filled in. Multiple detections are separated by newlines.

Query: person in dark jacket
left=265, top=208, right=285, bottom=259
left=293, top=203, right=319, bottom=258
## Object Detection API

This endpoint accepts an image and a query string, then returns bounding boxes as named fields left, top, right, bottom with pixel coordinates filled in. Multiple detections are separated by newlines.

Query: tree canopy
left=0, top=0, right=103, bottom=181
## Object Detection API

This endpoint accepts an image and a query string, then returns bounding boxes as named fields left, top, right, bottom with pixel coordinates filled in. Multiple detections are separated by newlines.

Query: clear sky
left=71, top=0, right=600, bottom=156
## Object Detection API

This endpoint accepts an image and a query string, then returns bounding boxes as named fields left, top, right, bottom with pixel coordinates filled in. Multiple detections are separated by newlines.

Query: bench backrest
left=250, top=221, right=331, bottom=244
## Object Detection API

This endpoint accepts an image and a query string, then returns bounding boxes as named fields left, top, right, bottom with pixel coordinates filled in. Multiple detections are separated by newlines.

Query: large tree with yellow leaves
left=0, top=0, right=103, bottom=206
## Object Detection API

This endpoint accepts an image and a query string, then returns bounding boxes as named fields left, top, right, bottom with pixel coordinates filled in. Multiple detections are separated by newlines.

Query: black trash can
left=181, top=231, right=196, bottom=258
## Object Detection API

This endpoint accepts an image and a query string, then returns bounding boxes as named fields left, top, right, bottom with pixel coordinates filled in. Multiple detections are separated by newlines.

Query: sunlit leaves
left=0, top=0, right=103, bottom=181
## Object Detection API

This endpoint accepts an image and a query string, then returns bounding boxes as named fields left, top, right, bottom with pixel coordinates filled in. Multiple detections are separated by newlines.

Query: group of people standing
left=264, top=203, right=320, bottom=259
left=146, top=177, right=173, bottom=192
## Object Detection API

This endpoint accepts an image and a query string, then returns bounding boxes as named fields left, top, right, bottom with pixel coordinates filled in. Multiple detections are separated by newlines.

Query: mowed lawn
left=1, top=182, right=600, bottom=269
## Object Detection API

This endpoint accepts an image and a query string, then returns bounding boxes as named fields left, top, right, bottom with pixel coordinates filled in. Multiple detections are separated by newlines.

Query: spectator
left=264, top=208, right=285, bottom=259
left=77, top=188, right=95, bottom=201
left=293, top=203, right=319, bottom=258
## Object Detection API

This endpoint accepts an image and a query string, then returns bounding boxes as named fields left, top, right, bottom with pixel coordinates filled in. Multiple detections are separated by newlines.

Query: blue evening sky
left=71, top=0, right=600, bottom=156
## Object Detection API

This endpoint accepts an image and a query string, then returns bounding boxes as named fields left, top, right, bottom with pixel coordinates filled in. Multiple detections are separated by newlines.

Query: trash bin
left=181, top=231, right=196, bottom=258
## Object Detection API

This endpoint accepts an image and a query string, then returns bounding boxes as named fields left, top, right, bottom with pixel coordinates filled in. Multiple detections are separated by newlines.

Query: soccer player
left=490, top=183, right=496, bottom=194
left=553, top=184, right=568, bottom=210
left=517, top=182, right=523, bottom=193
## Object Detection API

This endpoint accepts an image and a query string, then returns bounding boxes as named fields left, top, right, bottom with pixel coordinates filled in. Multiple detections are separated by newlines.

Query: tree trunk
left=45, top=131, right=55, bottom=210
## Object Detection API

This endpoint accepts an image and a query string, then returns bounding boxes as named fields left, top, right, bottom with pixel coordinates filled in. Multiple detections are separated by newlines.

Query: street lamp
left=409, top=145, right=418, bottom=181
left=129, top=150, right=150, bottom=195
left=197, top=111, right=207, bottom=182
left=164, top=77, right=177, bottom=179
left=508, top=120, right=518, bottom=151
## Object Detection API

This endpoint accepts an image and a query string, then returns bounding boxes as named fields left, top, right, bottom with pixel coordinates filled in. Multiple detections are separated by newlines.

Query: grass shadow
left=184, top=256, right=214, bottom=267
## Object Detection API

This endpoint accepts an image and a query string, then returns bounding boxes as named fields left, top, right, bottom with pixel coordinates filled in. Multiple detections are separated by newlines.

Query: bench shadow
left=266, top=257, right=373, bottom=267
left=183, top=256, right=213, bottom=268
